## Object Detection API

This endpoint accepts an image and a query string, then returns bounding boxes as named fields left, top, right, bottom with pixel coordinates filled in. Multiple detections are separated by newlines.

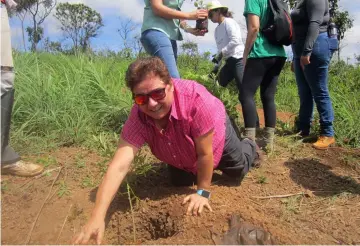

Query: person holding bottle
left=140, top=0, right=208, bottom=78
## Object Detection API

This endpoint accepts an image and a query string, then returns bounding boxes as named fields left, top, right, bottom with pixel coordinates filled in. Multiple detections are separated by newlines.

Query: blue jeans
left=292, top=32, right=334, bottom=137
left=140, top=29, right=180, bottom=78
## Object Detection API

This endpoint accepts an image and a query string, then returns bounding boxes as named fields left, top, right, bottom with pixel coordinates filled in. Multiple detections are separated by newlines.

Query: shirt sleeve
left=243, top=0, right=260, bottom=17
left=302, top=0, right=326, bottom=56
left=190, top=93, right=216, bottom=139
left=221, top=19, right=242, bottom=57
left=121, top=106, right=146, bottom=148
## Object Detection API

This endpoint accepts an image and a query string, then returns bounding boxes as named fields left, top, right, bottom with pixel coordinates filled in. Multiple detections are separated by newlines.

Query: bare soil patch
left=2, top=143, right=360, bottom=245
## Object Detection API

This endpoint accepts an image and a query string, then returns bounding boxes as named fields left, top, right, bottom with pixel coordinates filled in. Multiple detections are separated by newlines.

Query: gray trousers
left=168, top=114, right=256, bottom=186
left=1, top=5, right=20, bottom=165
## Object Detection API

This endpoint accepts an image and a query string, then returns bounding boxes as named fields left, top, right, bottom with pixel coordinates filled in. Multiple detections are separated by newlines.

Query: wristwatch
left=197, top=189, right=211, bottom=199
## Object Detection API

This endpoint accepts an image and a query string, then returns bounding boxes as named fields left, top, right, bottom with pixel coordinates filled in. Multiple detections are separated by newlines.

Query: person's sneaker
left=1, top=161, right=44, bottom=177
left=312, top=136, right=335, bottom=150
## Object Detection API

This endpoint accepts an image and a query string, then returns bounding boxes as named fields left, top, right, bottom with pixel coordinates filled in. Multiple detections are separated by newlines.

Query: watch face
left=201, top=190, right=211, bottom=199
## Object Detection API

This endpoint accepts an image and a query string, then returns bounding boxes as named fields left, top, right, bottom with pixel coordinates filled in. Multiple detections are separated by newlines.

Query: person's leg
left=239, top=58, right=267, bottom=139
left=234, top=58, right=260, bottom=128
left=140, top=29, right=180, bottom=78
left=217, top=115, right=259, bottom=182
left=1, top=6, right=20, bottom=165
left=218, top=58, right=235, bottom=87
left=259, top=57, right=286, bottom=151
left=260, top=57, right=286, bottom=128
left=167, top=165, right=196, bottom=186
left=303, top=34, right=335, bottom=149
left=293, top=58, right=314, bottom=136
left=1, top=6, right=43, bottom=177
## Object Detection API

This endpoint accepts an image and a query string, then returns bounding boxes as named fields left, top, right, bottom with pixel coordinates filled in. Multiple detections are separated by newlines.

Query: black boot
left=1, top=88, right=20, bottom=164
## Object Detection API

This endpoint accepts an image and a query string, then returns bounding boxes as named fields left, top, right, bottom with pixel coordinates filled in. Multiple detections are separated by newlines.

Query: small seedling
left=57, top=180, right=71, bottom=197
left=82, top=175, right=94, bottom=188
left=257, top=175, right=268, bottom=184
left=1, top=181, right=8, bottom=192
left=193, top=0, right=205, bottom=8
left=36, top=156, right=57, bottom=168
left=76, top=159, right=86, bottom=168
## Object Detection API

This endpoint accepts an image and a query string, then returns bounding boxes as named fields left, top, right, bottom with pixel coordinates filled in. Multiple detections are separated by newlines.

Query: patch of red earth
left=1, top=146, right=360, bottom=245
left=236, top=105, right=296, bottom=127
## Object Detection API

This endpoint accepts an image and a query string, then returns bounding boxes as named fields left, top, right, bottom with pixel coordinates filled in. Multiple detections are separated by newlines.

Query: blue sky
left=9, top=0, right=360, bottom=63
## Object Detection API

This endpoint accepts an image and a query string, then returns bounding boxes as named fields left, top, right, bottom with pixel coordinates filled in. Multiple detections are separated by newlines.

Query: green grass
left=10, top=52, right=360, bottom=157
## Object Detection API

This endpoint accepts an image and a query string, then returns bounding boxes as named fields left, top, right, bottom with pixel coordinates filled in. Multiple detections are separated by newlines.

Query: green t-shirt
left=141, top=0, right=184, bottom=41
left=243, top=0, right=286, bottom=58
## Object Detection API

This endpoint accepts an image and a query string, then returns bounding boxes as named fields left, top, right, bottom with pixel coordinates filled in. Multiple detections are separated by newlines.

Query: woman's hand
left=73, top=215, right=105, bottom=245
left=182, top=193, right=213, bottom=216
left=188, top=9, right=208, bottom=20
left=186, top=28, right=206, bottom=36
left=300, top=56, right=310, bottom=70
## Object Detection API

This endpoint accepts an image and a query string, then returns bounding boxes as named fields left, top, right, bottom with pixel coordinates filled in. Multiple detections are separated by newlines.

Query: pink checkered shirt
left=121, top=78, right=226, bottom=174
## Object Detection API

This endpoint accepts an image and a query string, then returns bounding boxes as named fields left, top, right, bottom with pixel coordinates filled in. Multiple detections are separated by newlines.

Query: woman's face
left=209, top=9, right=220, bottom=23
left=132, top=75, right=174, bottom=121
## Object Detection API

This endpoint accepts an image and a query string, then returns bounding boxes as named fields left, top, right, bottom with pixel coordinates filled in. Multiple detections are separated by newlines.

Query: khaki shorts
left=1, top=6, right=14, bottom=67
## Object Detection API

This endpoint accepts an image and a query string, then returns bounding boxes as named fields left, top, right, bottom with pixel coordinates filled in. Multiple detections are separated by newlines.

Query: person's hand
left=291, top=61, right=295, bottom=73
left=182, top=193, right=213, bottom=216
left=186, top=28, right=206, bottom=36
left=188, top=9, right=208, bottom=20
left=73, top=215, right=105, bottom=245
left=300, top=55, right=310, bottom=70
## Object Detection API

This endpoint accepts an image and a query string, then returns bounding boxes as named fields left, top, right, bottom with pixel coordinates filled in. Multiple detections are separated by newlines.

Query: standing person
left=207, top=0, right=259, bottom=128
left=73, top=57, right=261, bottom=245
left=241, top=0, right=287, bottom=151
left=207, top=0, right=244, bottom=89
left=140, top=0, right=208, bottom=78
left=1, top=0, right=44, bottom=176
left=291, top=0, right=335, bottom=150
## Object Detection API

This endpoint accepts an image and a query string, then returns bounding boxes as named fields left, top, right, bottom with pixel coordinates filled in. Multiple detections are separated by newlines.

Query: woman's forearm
left=243, top=28, right=258, bottom=59
left=91, top=164, right=129, bottom=219
left=151, top=0, right=189, bottom=20
left=91, top=142, right=137, bottom=220
left=196, top=154, right=214, bottom=190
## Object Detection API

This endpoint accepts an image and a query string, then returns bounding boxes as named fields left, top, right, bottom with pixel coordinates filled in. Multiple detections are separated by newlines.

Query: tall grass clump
left=11, top=52, right=360, bottom=153
left=11, top=52, right=133, bottom=154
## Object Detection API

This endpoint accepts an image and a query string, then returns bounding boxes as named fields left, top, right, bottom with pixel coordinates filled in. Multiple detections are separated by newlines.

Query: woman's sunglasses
left=133, top=88, right=166, bottom=105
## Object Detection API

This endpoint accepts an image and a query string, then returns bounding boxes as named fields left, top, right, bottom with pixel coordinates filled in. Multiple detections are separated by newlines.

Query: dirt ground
left=2, top=136, right=360, bottom=244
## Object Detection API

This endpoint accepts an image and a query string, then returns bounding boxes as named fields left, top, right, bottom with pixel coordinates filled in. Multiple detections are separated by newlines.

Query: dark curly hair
left=125, top=57, right=171, bottom=90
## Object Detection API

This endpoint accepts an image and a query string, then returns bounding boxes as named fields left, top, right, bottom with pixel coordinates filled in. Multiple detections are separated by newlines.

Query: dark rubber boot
left=1, top=89, right=20, bottom=164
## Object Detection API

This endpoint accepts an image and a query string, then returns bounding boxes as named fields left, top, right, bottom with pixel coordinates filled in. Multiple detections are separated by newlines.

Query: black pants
left=168, top=115, right=257, bottom=186
left=218, top=57, right=244, bottom=89
left=218, top=57, right=260, bottom=127
left=239, top=57, right=286, bottom=128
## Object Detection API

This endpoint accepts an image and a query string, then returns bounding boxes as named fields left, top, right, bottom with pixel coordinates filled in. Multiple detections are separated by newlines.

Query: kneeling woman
left=74, top=57, right=260, bottom=245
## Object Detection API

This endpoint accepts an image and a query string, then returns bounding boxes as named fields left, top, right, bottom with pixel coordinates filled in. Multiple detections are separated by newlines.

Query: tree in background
left=355, top=54, right=360, bottom=66
left=11, top=0, right=34, bottom=51
left=181, top=41, right=198, bottom=57
left=43, top=37, right=62, bottom=53
left=118, top=18, right=142, bottom=57
left=54, top=3, right=103, bottom=53
left=14, top=0, right=56, bottom=51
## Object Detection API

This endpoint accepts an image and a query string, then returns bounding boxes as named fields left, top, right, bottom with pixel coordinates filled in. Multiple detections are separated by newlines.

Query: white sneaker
left=2, top=160, right=44, bottom=177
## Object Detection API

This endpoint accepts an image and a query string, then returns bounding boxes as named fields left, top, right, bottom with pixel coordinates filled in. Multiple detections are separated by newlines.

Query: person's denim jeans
left=292, top=32, right=334, bottom=137
left=140, top=29, right=180, bottom=78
